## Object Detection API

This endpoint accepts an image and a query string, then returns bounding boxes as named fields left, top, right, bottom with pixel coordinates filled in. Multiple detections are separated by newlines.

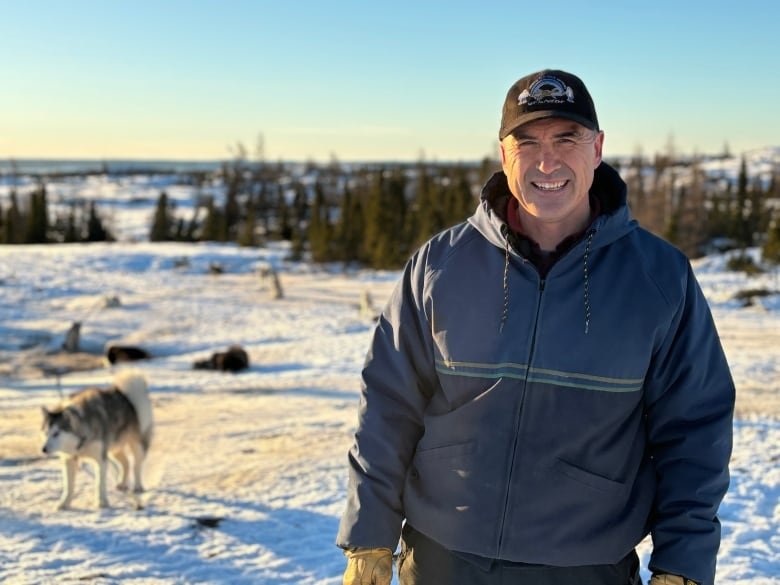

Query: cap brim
left=500, top=111, right=599, bottom=140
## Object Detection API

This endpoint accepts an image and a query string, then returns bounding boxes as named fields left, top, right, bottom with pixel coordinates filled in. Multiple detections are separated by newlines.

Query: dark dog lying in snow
left=106, top=345, right=152, bottom=364
left=193, top=345, right=249, bottom=373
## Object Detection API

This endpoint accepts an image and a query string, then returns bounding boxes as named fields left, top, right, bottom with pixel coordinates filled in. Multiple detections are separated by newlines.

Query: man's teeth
left=533, top=180, right=567, bottom=191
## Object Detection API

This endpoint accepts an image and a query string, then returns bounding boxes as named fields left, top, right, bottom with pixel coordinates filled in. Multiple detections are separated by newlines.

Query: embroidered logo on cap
left=518, top=75, right=575, bottom=107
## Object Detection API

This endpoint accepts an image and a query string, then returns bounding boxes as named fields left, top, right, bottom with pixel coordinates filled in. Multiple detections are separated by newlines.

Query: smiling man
left=337, top=69, right=734, bottom=585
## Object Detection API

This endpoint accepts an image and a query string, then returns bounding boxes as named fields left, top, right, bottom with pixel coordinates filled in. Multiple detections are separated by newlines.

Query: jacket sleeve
left=643, top=262, right=735, bottom=585
left=336, top=246, right=438, bottom=550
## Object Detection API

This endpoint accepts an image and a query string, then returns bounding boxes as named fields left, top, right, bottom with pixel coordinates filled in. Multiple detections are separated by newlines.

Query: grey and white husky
left=41, top=371, right=153, bottom=510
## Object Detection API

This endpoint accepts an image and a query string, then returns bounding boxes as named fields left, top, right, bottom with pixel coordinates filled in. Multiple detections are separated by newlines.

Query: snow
left=1, top=184, right=779, bottom=583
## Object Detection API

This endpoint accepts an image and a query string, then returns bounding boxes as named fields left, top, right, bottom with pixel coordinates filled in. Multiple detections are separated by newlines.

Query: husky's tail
left=114, top=370, right=154, bottom=452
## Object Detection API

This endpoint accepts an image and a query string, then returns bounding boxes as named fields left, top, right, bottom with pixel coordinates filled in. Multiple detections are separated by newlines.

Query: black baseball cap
left=499, top=69, right=599, bottom=140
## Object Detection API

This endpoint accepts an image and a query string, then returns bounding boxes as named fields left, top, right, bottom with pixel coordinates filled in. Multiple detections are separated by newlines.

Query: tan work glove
left=650, top=575, right=698, bottom=585
left=342, top=547, right=393, bottom=585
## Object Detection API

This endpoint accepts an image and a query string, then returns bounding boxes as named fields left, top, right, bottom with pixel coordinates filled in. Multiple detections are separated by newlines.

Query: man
left=337, top=69, right=734, bottom=585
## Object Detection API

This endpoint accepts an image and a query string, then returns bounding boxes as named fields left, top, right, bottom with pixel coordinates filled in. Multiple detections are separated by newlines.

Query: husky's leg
left=128, top=440, right=146, bottom=493
left=57, top=456, right=77, bottom=510
left=111, top=450, right=130, bottom=492
left=94, top=458, right=110, bottom=508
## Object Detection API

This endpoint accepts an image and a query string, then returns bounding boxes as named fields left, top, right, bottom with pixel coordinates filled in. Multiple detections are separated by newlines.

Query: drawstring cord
left=499, top=224, right=595, bottom=335
left=500, top=236, right=510, bottom=333
left=583, top=230, right=594, bottom=335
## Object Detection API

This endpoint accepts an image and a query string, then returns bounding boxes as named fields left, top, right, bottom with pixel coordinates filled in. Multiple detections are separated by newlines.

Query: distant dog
left=194, top=345, right=249, bottom=372
left=105, top=344, right=151, bottom=364
left=41, top=371, right=153, bottom=510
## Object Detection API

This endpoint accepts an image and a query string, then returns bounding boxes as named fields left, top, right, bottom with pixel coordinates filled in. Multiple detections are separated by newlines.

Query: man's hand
left=342, top=547, right=393, bottom=585
left=650, top=575, right=698, bottom=585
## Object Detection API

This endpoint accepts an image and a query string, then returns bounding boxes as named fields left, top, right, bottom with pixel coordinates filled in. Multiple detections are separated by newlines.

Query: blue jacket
left=337, top=163, right=734, bottom=585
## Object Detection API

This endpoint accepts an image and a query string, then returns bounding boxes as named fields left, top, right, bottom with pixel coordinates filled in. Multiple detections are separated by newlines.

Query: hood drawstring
left=499, top=224, right=595, bottom=335
left=583, top=230, right=594, bottom=335
left=500, top=235, right=510, bottom=333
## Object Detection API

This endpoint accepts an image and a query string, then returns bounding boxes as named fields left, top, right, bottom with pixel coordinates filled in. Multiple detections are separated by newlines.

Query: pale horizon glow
left=2, top=0, right=779, bottom=162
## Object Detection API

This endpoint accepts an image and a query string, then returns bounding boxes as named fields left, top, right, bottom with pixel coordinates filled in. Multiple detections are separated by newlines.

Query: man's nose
left=537, top=145, right=562, bottom=174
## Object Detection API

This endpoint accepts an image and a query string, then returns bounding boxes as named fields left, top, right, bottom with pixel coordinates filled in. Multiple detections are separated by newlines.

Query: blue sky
left=2, top=0, right=778, bottom=162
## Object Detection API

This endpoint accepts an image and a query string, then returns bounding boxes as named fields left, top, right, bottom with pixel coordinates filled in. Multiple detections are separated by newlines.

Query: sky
left=2, top=0, right=779, bottom=162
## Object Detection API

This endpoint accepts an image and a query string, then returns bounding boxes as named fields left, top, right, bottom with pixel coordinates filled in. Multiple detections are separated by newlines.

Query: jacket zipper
left=496, top=273, right=545, bottom=555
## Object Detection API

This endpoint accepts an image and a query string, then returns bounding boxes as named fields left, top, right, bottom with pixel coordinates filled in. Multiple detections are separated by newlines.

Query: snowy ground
left=0, top=239, right=778, bottom=584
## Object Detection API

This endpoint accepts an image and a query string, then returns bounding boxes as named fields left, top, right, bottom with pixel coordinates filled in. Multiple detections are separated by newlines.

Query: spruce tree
left=20, top=186, right=48, bottom=243
left=238, top=194, right=258, bottom=247
left=733, top=157, right=751, bottom=247
left=363, top=168, right=408, bottom=269
left=445, top=166, right=476, bottom=226
left=150, top=191, right=174, bottom=241
left=335, top=182, right=366, bottom=264
left=64, top=205, right=80, bottom=243
left=5, top=191, right=23, bottom=244
left=201, top=197, right=226, bottom=241
left=762, top=209, right=780, bottom=265
left=86, top=202, right=111, bottom=241
left=413, top=164, right=443, bottom=247
left=276, top=191, right=292, bottom=241
left=308, top=182, right=332, bottom=262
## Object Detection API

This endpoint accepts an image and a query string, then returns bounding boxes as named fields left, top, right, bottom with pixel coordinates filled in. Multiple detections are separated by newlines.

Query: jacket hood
left=469, top=161, right=637, bottom=334
left=468, top=161, right=636, bottom=254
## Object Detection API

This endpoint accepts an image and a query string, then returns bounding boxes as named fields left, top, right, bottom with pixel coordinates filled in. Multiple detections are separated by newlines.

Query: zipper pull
left=539, top=279, right=545, bottom=292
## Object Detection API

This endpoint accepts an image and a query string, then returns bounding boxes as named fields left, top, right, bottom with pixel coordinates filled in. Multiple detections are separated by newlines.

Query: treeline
left=146, top=158, right=495, bottom=269
left=614, top=154, right=780, bottom=264
left=0, top=183, right=112, bottom=244
left=2, top=154, right=779, bottom=268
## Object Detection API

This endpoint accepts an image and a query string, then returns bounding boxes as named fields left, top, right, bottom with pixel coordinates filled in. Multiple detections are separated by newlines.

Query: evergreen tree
left=748, top=175, right=768, bottom=241
left=308, top=182, right=332, bottom=262
left=673, top=157, right=708, bottom=258
left=707, top=186, right=732, bottom=244
left=762, top=209, right=780, bottom=265
left=445, top=166, right=476, bottom=226
left=733, top=156, right=752, bottom=247
left=413, top=164, right=443, bottom=247
left=20, top=185, right=49, bottom=243
left=364, top=168, right=408, bottom=269
left=238, top=194, right=258, bottom=247
left=86, top=202, right=111, bottom=241
left=64, top=205, right=80, bottom=243
left=334, top=182, right=365, bottom=264
left=201, top=197, right=226, bottom=241
left=150, top=191, right=174, bottom=241
left=289, top=223, right=305, bottom=261
left=223, top=185, right=241, bottom=240
left=4, top=191, right=23, bottom=244
left=288, top=182, right=309, bottom=260
left=276, top=191, right=293, bottom=241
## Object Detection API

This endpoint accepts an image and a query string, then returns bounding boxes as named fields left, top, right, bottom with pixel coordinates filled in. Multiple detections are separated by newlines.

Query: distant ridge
left=0, top=159, right=225, bottom=175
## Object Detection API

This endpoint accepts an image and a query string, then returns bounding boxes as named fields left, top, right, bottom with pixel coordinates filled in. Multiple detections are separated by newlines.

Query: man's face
left=500, top=118, right=604, bottom=236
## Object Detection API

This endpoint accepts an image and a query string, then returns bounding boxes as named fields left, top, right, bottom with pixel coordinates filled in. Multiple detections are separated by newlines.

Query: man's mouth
left=531, top=179, right=568, bottom=191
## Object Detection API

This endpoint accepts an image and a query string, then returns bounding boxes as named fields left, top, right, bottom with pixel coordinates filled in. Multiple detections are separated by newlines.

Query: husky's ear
left=41, top=406, right=52, bottom=429
left=41, top=406, right=59, bottom=422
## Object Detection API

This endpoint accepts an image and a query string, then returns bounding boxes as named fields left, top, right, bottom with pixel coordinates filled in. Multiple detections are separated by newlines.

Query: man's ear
left=593, top=131, right=605, bottom=168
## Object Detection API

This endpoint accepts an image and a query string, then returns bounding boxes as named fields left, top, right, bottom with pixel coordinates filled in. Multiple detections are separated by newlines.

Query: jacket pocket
left=551, top=458, right=627, bottom=494
left=414, top=441, right=475, bottom=461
